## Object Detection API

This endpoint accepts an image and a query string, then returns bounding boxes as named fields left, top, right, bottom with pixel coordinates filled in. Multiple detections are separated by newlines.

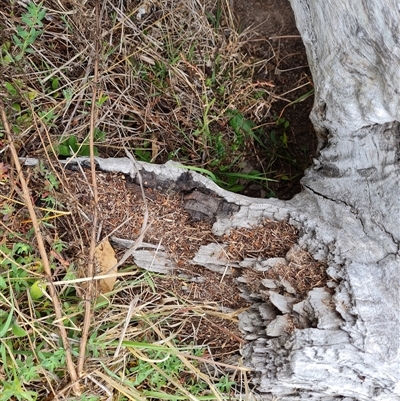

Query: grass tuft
left=0, top=0, right=313, bottom=197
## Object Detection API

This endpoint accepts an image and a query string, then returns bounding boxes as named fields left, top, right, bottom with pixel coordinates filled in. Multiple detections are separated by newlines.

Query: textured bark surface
left=290, top=0, right=400, bottom=133
left=239, top=0, right=400, bottom=399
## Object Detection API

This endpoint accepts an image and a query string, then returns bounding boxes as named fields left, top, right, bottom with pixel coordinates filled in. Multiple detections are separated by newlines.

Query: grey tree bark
left=239, top=0, right=400, bottom=399
left=52, top=0, right=400, bottom=399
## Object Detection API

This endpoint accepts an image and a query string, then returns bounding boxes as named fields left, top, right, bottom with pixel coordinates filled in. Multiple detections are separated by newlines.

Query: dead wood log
left=61, top=151, right=398, bottom=399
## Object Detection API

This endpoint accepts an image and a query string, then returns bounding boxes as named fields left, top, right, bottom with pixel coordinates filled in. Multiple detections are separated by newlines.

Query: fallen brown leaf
left=94, top=239, right=118, bottom=293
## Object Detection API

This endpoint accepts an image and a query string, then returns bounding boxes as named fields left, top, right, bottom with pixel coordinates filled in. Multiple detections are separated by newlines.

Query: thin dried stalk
left=77, top=1, right=101, bottom=377
left=0, top=100, right=81, bottom=395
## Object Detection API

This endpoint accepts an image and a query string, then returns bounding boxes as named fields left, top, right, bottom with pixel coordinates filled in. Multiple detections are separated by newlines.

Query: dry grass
left=0, top=0, right=312, bottom=399
left=1, top=0, right=275, bottom=169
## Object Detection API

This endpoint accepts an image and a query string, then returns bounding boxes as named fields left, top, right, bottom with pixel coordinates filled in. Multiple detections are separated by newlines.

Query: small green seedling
left=57, top=135, right=91, bottom=157
left=275, top=116, right=290, bottom=147
left=9, top=1, right=47, bottom=63
left=57, top=128, right=105, bottom=157
left=227, top=109, right=266, bottom=150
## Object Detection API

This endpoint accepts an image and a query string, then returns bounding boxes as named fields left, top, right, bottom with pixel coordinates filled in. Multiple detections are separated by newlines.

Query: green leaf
left=94, top=128, right=106, bottom=141
left=220, top=171, right=277, bottom=182
left=12, top=125, right=21, bottom=134
left=1, top=41, right=11, bottom=52
left=241, top=119, right=255, bottom=134
left=14, top=242, right=32, bottom=255
left=57, top=144, right=70, bottom=156
left=3, top=53, right=14, bottom=64
left=12, top=103, right=21, bottom=112
left=30, top=280, right=46, bottom=300
left=11, top=322, right=28, bottom=337
left=63, top=88, right=73, bottom=102
left=176, top=164, right=218, bottom=182
left=78, top=145, right=91, bottom=156
left=58, top=135, right=78, bottom=154
left=270, top=130, right=278, bottom=145
left=27, top=90, right=38, bottom=101
left=226, top=184, right=245, bottom=192
left=16, top=27, right=29, bottom=39
left=0, top=309, right=9, bottom=320
left=0, top=309, right=13, bottom=337
left=12, top=34, right=23, bottom=47
left=281, top=132, right=288, bottom=147
left=96, top=95, right=109, bottom=107
left=51, top=78, right=59, bottom=90
left=135, top=149, right=152, bottom=162
left=22, top=14, right=33, bottom=26
left=67, top=135, right=78, bottom=149
left=4, top=82, right=17, bottom=96
left=57, top=135, right=98, bottom=156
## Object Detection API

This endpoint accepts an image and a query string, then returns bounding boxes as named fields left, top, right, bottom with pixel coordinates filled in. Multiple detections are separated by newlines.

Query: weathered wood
left=238, top=0, right=400, bottom=399
left=63, top=152, right=398, bottom=399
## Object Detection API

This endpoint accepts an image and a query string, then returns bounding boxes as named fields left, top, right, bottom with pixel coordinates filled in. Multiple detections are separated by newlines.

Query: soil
left=233, top=0, right=316, bottom=199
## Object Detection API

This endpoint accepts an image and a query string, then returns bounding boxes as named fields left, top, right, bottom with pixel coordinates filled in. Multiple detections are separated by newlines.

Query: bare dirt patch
left=233, top=0, right=316, bottom=198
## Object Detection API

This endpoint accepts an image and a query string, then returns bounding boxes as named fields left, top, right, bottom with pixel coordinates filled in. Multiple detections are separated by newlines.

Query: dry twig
left=77, top=1, right=101, bottom=377
left=0, top=101, right=81, bottom=395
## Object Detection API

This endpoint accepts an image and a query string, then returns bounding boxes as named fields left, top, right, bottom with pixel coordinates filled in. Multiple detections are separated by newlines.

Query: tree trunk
left=240, top=0, right=400, bottom=399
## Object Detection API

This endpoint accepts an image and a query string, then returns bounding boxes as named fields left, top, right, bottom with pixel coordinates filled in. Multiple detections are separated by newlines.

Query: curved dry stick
left=0, top=101, right=81, bottom=395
